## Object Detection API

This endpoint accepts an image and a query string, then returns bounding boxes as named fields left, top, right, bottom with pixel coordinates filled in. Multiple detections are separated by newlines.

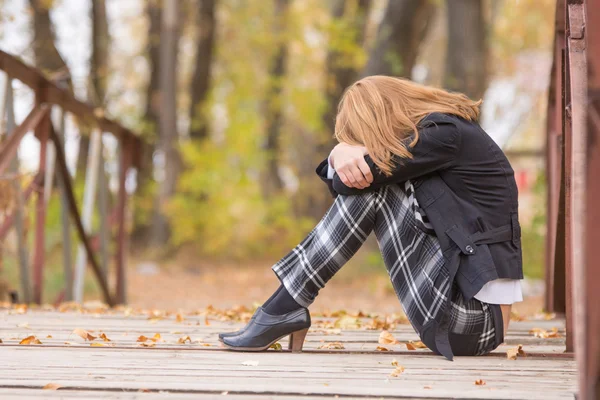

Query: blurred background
left=0, top=0, right=554, bottom=313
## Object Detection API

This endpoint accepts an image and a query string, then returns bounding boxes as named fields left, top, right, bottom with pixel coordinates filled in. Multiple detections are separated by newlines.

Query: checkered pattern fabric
left=272, top=182, right=499, bottom=356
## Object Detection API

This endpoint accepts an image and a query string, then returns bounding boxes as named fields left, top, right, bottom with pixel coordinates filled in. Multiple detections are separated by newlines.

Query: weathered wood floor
left=0, top=304, right=575, bottom=399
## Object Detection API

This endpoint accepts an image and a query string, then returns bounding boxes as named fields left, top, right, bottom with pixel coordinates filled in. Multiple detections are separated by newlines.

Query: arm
left=329, top=120, right=460, bottom=195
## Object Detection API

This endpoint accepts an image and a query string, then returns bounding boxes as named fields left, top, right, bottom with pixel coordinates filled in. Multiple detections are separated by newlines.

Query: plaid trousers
left=273, top=183, right=502, bottom=356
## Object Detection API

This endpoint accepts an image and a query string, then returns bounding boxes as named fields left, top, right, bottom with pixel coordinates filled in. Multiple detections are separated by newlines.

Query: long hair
left=334, top=76, right=481, bottom=176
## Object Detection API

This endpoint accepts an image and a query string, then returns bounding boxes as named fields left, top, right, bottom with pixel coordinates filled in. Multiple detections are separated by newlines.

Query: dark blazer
left=316, top=112, right=523, bottom=301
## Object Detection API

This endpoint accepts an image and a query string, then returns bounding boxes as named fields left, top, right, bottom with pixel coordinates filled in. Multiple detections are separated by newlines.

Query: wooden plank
left=0, top=391, right=368, bottom=400
left=0, top=305, right=576, bottom=400
left=0, top=348, right=576, bottom=400
left=0, top=310, right=576, bottom=400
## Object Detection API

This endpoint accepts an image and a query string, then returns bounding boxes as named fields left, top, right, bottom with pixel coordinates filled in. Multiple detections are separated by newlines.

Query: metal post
left=97, top=135, right=109, bottom=280
left=72, top=128, right=102, bottom=303
left=31, top=102, right=50, bottom=305
left=4, top=77, right=31, bottom=303
left=584, top=0, right=600, bottom=395
left=546, top=0, right=567, bottom=313
left=115, top=137, right=131, bottom=304
left=53, top=110, right=73, bottom=301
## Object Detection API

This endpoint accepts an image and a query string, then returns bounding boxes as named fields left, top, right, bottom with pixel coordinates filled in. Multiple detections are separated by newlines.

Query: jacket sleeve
left=316, top=159, right=338, bottom=198
left=326, top=120, right=461, bottom=196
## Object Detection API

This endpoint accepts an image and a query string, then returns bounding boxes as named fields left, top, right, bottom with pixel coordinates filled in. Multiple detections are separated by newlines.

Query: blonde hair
left=334, top=76, right=481, bottom=176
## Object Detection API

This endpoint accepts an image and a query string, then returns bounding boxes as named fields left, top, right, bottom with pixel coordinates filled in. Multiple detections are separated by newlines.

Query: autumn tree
left=261, top=0, right=291, bottom=198
left=131, top=0, right=162, bottom=244
left=296, top=0, right=371, bottom=220
left=189, top=0, right=217, bottom=141
left=444, top=0, right=488, bottom=99
left=363, top=0, right=436, bottom=77
left=28, top=0, right=72, bottom=87
left=89, top=0, right=110, bottom=107
left=151, top=0, right=182, bottom=245
left=322, top=0, right=371, bottom=151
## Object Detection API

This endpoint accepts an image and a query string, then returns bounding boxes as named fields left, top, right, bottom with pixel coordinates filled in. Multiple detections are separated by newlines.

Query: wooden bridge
left=0, top=305, right=576, bottom=399
left=0, top=0, right=598, bottom=399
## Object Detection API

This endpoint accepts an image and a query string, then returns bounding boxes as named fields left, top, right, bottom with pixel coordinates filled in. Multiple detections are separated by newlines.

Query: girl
left=219, top=76, right=523, bottom=360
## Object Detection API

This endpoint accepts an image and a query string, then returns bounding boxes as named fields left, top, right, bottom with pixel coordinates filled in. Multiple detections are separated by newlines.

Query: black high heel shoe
left=218, top=313, right=257, bottom=341
left=221, top=307, right=310, bottom=352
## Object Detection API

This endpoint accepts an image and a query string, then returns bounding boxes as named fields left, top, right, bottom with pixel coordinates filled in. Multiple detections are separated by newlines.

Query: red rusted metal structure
left=0, top=50, right=142, bottom=307
left=545, top=1, right=599, bottom=398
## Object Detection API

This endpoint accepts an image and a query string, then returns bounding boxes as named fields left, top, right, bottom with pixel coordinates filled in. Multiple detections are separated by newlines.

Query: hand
left=330, top=143, right=373, bottom=189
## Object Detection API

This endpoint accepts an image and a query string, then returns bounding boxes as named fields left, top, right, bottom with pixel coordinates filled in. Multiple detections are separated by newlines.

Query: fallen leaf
left=475, top=379, right=486, bottom=386
left=510, top=311, right=526, bottom=321
left=391, top=359, right=399, bottom=367
left=406, top=340, right=427, bottom=350
left=334, top=315, right=361, bottom=329
left=19, top=335, right=42, bottom=345
left=507, top=344, right=526, bottom=360
left=376, top=346, right=390, bottom=351
left=177, top=336, right=192, bottom=344
left=43, top=383, right=61, bottom=390
left=46, top=335, right=53, bottom=339
left=365, top=316, right=395, bottom=331
left=378, top=330, right=400, bottom=345
left=389, top=366, right=405, bottom=377
left=318, top=342, right=345, bottom=349
left=137, top=333, right=161, bottom=343
left=270, top=342, right=282, bottom=350
left=15, top=304, right=28, bottom=314
left=90, top=342, right=108, bottom=347
left=139, top=341, right=156, bottom=347
left=73, top=328, right=96, bottom=341
left=0, top=339, right=3, bottom=343
left=99, top=333, right=111, bottom=342
left=176, top=313, right=185, bottom=323
left=205, top=315, right=211, bottom=326
left=529, top=327, right=562, bottom=338
left=242, top=360, right=259, bottom=366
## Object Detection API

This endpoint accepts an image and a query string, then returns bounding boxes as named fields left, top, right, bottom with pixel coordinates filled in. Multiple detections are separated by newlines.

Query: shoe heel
left=288, top=328, right=309, bottom=352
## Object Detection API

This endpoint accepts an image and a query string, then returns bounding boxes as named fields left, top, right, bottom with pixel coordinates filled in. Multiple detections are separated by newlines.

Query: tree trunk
left=297, top=0, right=371, bottom=221
left=89, top=0, right=110, bottom=106
left=322, top=0, right=371, bottom=151
left=151, top=0, right=181, bottom=246
left=444, top=0, right=487, bottom=100
left=78, top=0, right=111, bottom=177
left=362, top=0, right=436, bottom=78
left=131, top=1, right=162, bottom=245
left=29, top=0, right=72, bottom=87
left=188, top=0, right=217, bottom=140
left=261, top=0, right=290, bottom=198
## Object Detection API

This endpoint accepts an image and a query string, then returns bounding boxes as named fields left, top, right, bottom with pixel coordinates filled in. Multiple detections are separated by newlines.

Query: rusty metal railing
left=0, top=50, right=142, bottom=307
left=545, top=1, right=599, bottom=399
